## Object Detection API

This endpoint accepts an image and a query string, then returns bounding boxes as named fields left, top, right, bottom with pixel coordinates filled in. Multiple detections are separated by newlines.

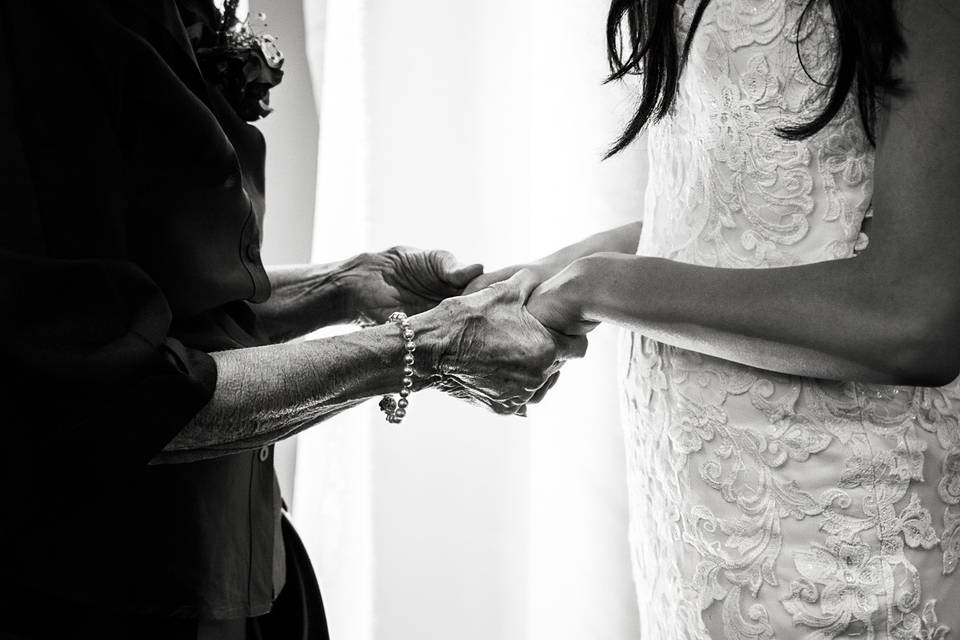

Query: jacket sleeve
left=0, top=252, right=218, bottom=467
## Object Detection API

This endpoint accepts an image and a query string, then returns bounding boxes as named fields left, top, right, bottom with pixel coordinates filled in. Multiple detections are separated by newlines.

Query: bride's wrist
left=563, top=254, right=610, bottom=323
left=533, top=249, right=579, bottom=277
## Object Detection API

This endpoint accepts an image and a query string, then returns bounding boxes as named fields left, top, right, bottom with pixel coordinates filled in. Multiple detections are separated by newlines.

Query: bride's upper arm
left=862, top=1, right=960, bottom=376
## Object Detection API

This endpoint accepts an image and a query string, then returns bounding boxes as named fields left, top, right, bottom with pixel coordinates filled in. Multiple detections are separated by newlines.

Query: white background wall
left=258, top=1, right=649, bottom=638
left=254, top=0, right=318, bottom=501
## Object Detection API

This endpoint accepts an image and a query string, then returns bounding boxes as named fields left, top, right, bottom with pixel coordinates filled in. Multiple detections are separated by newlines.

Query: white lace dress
left=620, top=1, right=960, bottom=638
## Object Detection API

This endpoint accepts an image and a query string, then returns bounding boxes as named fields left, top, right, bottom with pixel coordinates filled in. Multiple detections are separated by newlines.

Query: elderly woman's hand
left=413, top=269, right=588, bottom=414
left=346, top=246, right=484, bottom=324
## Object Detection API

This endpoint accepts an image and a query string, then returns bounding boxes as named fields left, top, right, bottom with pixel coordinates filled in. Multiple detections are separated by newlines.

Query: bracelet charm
left=379, top=312, right=416, bottom=424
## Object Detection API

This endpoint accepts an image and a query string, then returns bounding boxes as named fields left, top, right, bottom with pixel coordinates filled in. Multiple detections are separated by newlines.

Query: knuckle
left=385, top=245, right=411, bottom=259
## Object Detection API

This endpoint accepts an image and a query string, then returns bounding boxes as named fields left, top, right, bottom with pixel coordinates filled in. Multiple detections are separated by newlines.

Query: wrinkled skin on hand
left=420, top=270, right=588, bottom=415
left=348, top=246, right=483, bottom=324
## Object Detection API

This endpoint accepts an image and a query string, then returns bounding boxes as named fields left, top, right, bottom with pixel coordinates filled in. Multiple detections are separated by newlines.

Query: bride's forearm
left=575, top=252, right=959, bottom=386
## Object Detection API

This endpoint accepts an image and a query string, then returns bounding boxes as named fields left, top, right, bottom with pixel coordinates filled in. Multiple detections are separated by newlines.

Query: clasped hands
left=348, top=246, right=592, bottom=415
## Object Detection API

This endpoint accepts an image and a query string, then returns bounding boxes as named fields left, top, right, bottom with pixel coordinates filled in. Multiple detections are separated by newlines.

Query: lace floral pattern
left=622, top=1, right=960, bottom=638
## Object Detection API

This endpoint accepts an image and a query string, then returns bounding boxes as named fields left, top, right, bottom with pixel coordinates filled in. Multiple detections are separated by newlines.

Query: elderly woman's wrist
left=356, top=321, right=431, bottom=396
left=408, top=298, right=472, bottom=382
left=327, top=253, right=378, bottom=324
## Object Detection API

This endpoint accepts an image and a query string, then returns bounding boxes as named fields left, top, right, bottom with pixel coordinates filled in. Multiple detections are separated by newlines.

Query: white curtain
left=292, top=1, right=648, bottom=638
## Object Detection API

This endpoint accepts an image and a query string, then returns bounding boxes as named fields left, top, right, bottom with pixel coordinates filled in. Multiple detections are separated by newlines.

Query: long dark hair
left=604, top=0, right=905, bottom=157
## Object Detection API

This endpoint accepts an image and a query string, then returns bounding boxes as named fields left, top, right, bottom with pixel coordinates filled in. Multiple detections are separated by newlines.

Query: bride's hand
left=526, top=261, right=600, bottom=336
left=464, top=222, right=643, bottom=297
left=461, top=256, right=566, bottom=296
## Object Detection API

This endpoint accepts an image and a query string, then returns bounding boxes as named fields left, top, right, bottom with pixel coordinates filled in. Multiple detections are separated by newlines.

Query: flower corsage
left=188, top=0, right=284, bottom=121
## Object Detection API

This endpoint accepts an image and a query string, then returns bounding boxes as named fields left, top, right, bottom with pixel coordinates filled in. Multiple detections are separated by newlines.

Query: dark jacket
left=0, top=0, right=284, bottom=620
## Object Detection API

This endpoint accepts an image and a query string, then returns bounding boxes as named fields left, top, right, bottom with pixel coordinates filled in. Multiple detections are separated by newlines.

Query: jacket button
left=246, top=244, right=260, bottom=261
left=258, top=446, right=270, bottom=462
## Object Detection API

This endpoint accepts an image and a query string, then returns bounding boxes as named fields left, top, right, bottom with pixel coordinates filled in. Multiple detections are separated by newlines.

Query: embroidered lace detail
left=622, top=1, right=960, bottom=638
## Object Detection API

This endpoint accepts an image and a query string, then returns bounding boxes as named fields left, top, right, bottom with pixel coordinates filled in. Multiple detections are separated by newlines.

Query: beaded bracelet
left=378, top=311, right=416, bottom=424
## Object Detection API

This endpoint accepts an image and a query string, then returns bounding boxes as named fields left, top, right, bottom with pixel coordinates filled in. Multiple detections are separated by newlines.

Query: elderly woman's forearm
left=152, top=324, right=416, bottom=464
left=255, top=262, right=357, bottom=342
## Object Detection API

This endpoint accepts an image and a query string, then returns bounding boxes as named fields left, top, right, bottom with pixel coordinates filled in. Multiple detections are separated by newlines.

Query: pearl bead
left=379, top=312, right=416, bottom=425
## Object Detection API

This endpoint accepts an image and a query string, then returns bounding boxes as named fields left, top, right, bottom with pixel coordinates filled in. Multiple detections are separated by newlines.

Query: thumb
left=505, top=267, right=542, bottom=301
left=447, top=262, right=485, bottom=288
left=436, top=251, right=484, bottom=288
left=462, top=266, right=517, bottom=295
